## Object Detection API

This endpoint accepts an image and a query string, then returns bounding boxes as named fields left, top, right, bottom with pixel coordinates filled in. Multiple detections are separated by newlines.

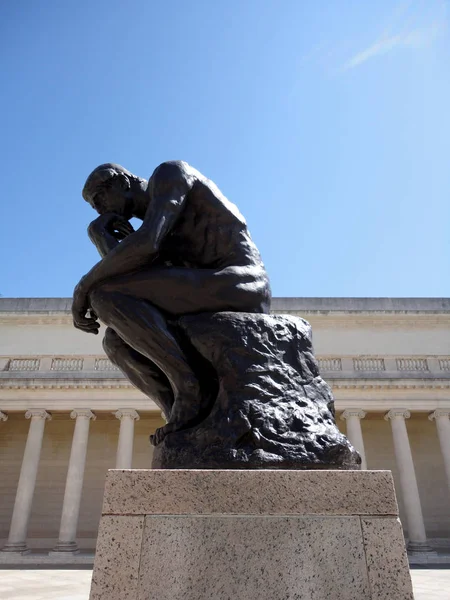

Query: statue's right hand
left=88, top=213, right=134, bottom=242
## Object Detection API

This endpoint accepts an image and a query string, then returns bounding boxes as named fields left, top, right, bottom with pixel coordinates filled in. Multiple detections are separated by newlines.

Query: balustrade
left=317, top=358, right=342, bottom=371
left=8, top=359, right=40, bottom=371
left=396, top=358, right=429, bottom=372
left=94, top=358, right=119, bottom=371
left=51, top=358, right=84, bottom=371
left=3, top=355, right=450, bottom=376
left=353, top=358, right=385, bottom=371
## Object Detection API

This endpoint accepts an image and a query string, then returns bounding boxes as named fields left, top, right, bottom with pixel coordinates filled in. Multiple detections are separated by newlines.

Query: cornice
left=1, top=298, right=449, bottom=330
left=1, top=376, right=449, bottom=392
left=332, top=380, right=450, bottom=390
left=0, top=380, right=134, bottom=390
left=272, top=297, right=450, bottom=313
left=2, top=314, right=450, bottom=328
left=0, top=316, right=73, bottom=325
left=2, top=297, right=449, bottom=313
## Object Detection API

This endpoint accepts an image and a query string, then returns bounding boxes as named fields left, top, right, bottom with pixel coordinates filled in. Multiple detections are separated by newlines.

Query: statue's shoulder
left=150, top=160, right=196, bottom=181
left=150, top=161, right=246, bottom=224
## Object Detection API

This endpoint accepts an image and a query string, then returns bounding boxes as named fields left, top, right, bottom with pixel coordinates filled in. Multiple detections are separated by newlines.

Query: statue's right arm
left=78, top=161, right=194, bottom=292
left=87, top=214, right=134, bottom=258
left=88, top=226, right=117, bottom=258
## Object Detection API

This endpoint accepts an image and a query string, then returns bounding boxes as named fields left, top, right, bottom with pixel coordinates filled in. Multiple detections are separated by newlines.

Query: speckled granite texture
left=89, top=470, right=414, bottom=600
left=90, top=515, right=144, bottom=600
left=139, top=516, right=370, bottom=599
left=361, top=517, right=414, bottom=600
left=102, top=469, right=397, bottom=516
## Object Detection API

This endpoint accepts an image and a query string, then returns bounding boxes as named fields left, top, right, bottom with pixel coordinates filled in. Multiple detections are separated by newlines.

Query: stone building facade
left=0, top=297, right=449, bottom=562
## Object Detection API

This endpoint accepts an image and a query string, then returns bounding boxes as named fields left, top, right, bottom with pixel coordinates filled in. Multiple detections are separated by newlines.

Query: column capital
left=114, top=409, right=140, bottom=421
left=70, top=409, right=96, bottom=421
left=25, top=409, right=51, bottom=421
left=384, top=408, right=410, bottom=421
left=428, top=409, right=450, bottom=421
left=0, top=411, right=8, bottom=421
left=340, top=409, right=366, bottom=421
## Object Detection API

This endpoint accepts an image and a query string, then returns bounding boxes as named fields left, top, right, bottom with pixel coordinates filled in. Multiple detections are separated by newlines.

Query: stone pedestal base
left=90, top=469, right=414, bottom=600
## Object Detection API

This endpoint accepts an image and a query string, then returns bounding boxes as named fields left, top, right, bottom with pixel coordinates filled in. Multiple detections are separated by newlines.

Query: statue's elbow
left=139, top=239, right=159, bottom=260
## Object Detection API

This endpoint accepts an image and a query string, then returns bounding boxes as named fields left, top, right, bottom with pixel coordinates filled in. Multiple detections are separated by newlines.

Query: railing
left=396, top=358, right=429, bottom=372
left=353, top=358, right=385, bottom=371
left=51, top=358, right=84, bottom=371
left=2, top=355, right=449, bottom=375
left=94, top=358, right=119, bottom=371
left=439, top=359, right=450, bottom=372
left=318, top=358, right=342, bottom=371
left=8, top=358, right=40, bottom=371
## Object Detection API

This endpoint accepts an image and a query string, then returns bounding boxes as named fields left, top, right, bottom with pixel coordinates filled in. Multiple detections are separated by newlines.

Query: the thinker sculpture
left=73, top=160, right=360, bottom=469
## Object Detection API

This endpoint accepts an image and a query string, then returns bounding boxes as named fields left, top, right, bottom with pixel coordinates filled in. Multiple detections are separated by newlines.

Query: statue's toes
left=150, top=428, right=162, bottom=446
left=151, top=423, right=176, bottom=446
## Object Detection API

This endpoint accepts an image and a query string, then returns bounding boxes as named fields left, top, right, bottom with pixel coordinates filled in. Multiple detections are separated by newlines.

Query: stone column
left=114, top=409, right=140, bottom=469
left=429, top=410, right=450, bottom=495
left=2, top=409, right=51, bottom=554
left=50, top=409, right=96, bottom=555
left=0, top=411, right=8, bottom=422
left=340, top=409, right=367, bottom=470
left=385, top=409, right=434, bottom=554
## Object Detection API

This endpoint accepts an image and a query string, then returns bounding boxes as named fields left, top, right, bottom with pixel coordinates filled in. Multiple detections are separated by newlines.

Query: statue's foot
left=150, top=376, right=215, bottom=447
left=150, top=422, right=177, bottom=446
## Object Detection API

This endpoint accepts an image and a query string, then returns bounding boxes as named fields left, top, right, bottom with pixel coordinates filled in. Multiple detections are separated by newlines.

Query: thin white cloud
left=343, top=34, right=404, bottom=70
left=341, top=0, right=448, bottom=73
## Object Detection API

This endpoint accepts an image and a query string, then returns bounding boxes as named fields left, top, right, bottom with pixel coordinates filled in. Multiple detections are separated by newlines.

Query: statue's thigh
left=103, top=267, right=225, bottom=314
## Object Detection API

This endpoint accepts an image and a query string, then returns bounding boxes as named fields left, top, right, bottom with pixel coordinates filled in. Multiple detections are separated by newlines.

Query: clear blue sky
left=1, top=0, right=449, bottom=298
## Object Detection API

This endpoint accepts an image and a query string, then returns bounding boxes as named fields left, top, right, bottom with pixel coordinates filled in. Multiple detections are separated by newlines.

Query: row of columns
left=341, top=408, right=450, bottom=553
left=0, top=408, right=140, bottom=555
left=1, top=407, right=449, bottom=555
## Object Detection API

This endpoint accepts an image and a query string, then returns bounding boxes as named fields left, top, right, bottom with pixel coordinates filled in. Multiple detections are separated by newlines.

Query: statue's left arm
left=72, top=161, right=195, bottom=333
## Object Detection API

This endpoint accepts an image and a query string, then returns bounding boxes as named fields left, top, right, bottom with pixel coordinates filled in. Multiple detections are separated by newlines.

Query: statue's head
left=82, top=163, right=146, bottom=218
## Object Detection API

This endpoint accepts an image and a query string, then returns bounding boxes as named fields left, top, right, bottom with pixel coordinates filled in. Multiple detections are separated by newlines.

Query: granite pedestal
left=90, top=470, right=414, bottom=600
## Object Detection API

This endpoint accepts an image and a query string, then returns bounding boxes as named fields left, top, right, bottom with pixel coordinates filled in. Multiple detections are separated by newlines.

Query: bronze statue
left=73, top=161, right=271, bottom=445
left=73, top=160, right=359, bottom=469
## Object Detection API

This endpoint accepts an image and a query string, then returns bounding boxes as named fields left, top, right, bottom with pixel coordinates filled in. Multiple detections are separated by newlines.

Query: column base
left=407, top=540, right=437, bottom=556
left=1, top=542, right=30, bottom=554
left=49, top=541, right=80, bottom=556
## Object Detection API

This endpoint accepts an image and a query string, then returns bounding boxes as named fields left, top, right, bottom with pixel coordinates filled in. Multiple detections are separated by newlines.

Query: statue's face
left=90, top=177, right=132, bottom=219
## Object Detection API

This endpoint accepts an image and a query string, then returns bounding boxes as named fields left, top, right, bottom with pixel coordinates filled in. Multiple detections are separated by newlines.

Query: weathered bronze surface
left=73, top=161, right=359, bottom=469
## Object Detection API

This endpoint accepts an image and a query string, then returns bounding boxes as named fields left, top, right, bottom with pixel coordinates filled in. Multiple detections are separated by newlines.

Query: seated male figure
left=73, top=160, right=271, bottom=444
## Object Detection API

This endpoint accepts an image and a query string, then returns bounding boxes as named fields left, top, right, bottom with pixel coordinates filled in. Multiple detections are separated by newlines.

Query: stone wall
left=1, top=412, right=449, bottom=549
left=1, top=297, right=449, bottom=555
left=0, top=414, right=161, bottom=549
left=342, top=414, right=450, bottom=540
